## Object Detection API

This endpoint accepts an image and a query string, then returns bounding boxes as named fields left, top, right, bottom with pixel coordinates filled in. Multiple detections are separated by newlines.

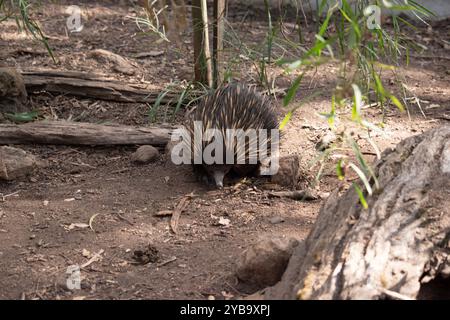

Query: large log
left=0, top=121, right=174, bottom=146
left=266, top=125, right=450, bottom=300
left=22, top=70, right=181, bottom=103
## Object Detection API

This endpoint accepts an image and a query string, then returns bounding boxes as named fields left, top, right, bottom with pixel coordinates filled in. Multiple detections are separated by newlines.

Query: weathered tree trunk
left=266, top=125, right=450, bottom=300
left=0, top=121, right=173, bottom=146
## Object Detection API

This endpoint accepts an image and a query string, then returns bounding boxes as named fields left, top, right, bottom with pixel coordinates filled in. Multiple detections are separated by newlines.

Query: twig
left=80, top=249, right=105, bottom=269
left=268, top=190, right=318, bottom=201
left=170, top=194, right=193, bottom=233
left=68, top=161, right=97, bottom=169
left=379, top=288, right=414, bottom=301
left=410, top=54, right=450, bottom=61
left=1, top=191, right=20, bottom=202
left=436, top=115, right=450, bottom=122
left=111, top=168, right=131, bottom=174
left=156, top=256, right=177, bottom=267
left=114, top=211, right=134, bottom=226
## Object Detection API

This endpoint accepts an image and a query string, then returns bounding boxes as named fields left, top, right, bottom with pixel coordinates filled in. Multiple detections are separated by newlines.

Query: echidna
left=184, top=83, right=279, bottom=188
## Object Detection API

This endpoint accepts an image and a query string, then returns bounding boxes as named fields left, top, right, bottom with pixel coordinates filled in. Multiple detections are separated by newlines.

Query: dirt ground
left=0, top=1, right=449, bottom=299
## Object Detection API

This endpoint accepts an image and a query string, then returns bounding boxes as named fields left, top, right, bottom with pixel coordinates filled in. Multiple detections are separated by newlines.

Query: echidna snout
left=205, top=165, right=232, bottom=188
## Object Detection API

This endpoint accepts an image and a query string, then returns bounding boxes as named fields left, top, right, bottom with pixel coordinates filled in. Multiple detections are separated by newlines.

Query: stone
left=0, top=146, right=38, bottom=180
left=316, top=131, right=337, bottom=151
left=271, top=154, right=300, bottom=188
left=131, top=145, right=159, bottom=164
left=0, top=67, right=28, bottom=114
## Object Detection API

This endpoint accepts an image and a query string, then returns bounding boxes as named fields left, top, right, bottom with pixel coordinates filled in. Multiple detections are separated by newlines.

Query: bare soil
left=0, top=0, right=448, bottom=299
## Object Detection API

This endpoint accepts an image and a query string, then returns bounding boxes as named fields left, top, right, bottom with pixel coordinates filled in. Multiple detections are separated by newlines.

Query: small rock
left=82, top=249, right=91, bottom=258
left=236, top=236, right=299, bottom=289
left=134, top=51, right=164, bottom=58
left=0, top=146, right=39, bottom=181
left=316, top=131, right=337, bottom=151
left=218, top=217, right=231, bottom=227
left=319, top=192, right=331, bottom=199
left=271, top=155, right=300, bottom=188
left=131, top=145, right=159, bottom=164
left=0, top=67, right=28, bottom=113
left=269, top=216, right=285, bottom=224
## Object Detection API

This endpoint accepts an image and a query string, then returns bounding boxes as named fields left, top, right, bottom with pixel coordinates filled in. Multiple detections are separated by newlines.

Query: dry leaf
left=68, top=223, right=89, bottom=230
left=218, top=217, right=230, bottom=227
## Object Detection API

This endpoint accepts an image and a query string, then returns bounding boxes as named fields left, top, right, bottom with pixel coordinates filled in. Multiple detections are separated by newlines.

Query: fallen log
left=265, top=125, right=450, bottom=300
left=0, top=121, right=174, bottom=146
left=22, top=70, right=183, bottom=103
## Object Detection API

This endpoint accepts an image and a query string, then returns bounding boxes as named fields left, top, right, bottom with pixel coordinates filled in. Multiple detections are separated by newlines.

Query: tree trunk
left=265, top=125, right=450, bottom=300
left=192, top=0, right=212, bottom=87
left=213, top=0, right=225, bottom=88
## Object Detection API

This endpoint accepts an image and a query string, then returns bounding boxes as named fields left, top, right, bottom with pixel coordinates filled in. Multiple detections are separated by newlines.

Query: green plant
left=147, top=81, right=209, bottom=123
left=281, top=0, right=434, bottom=207
left=0, top=0, right=55, bottom=62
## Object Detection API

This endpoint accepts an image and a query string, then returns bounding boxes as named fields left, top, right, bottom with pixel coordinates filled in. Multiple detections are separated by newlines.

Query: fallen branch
left=170, top=194, right=193, bottom=234
left=0, top=121, right=174, bottom=146
left=267, top=190, right=318, bottom=201
left=80, top=249, right=105, bottom=269
left=22, top=70, right=186, bottom=104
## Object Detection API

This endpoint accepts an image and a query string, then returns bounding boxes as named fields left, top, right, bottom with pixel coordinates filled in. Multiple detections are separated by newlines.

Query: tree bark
left=213, top=0, right=225, bottom=88
left=0, top=121, right=173, bottom=146
left=266, top=125, right=450, bottom=300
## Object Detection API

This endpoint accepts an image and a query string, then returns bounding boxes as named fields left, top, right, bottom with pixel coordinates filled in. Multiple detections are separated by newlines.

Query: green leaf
left=283, top=73, right=304, bottom=107
left=148, top=90, right=169, bottom=122
left=318, top=11, right=332, bottom=37
left=351, top=84, right=363, bottom=122
left=279, top=111, right=292, bottom=130
left=172, top=86, right=189, bottom=119
left=408, top=0, right=436, bottom=17
left=389, top=95, right=405, bottom=112
left=373, top=72, right=387, bottom=101
left=349, top=163, right=373, bottom=196
left=336, top=159, right=345, bottom=180
left=339, top=7, right=361, bottom=41
left=5, top=111, right=39, bottom=123
left=353, top=183, right=369, bottom=209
